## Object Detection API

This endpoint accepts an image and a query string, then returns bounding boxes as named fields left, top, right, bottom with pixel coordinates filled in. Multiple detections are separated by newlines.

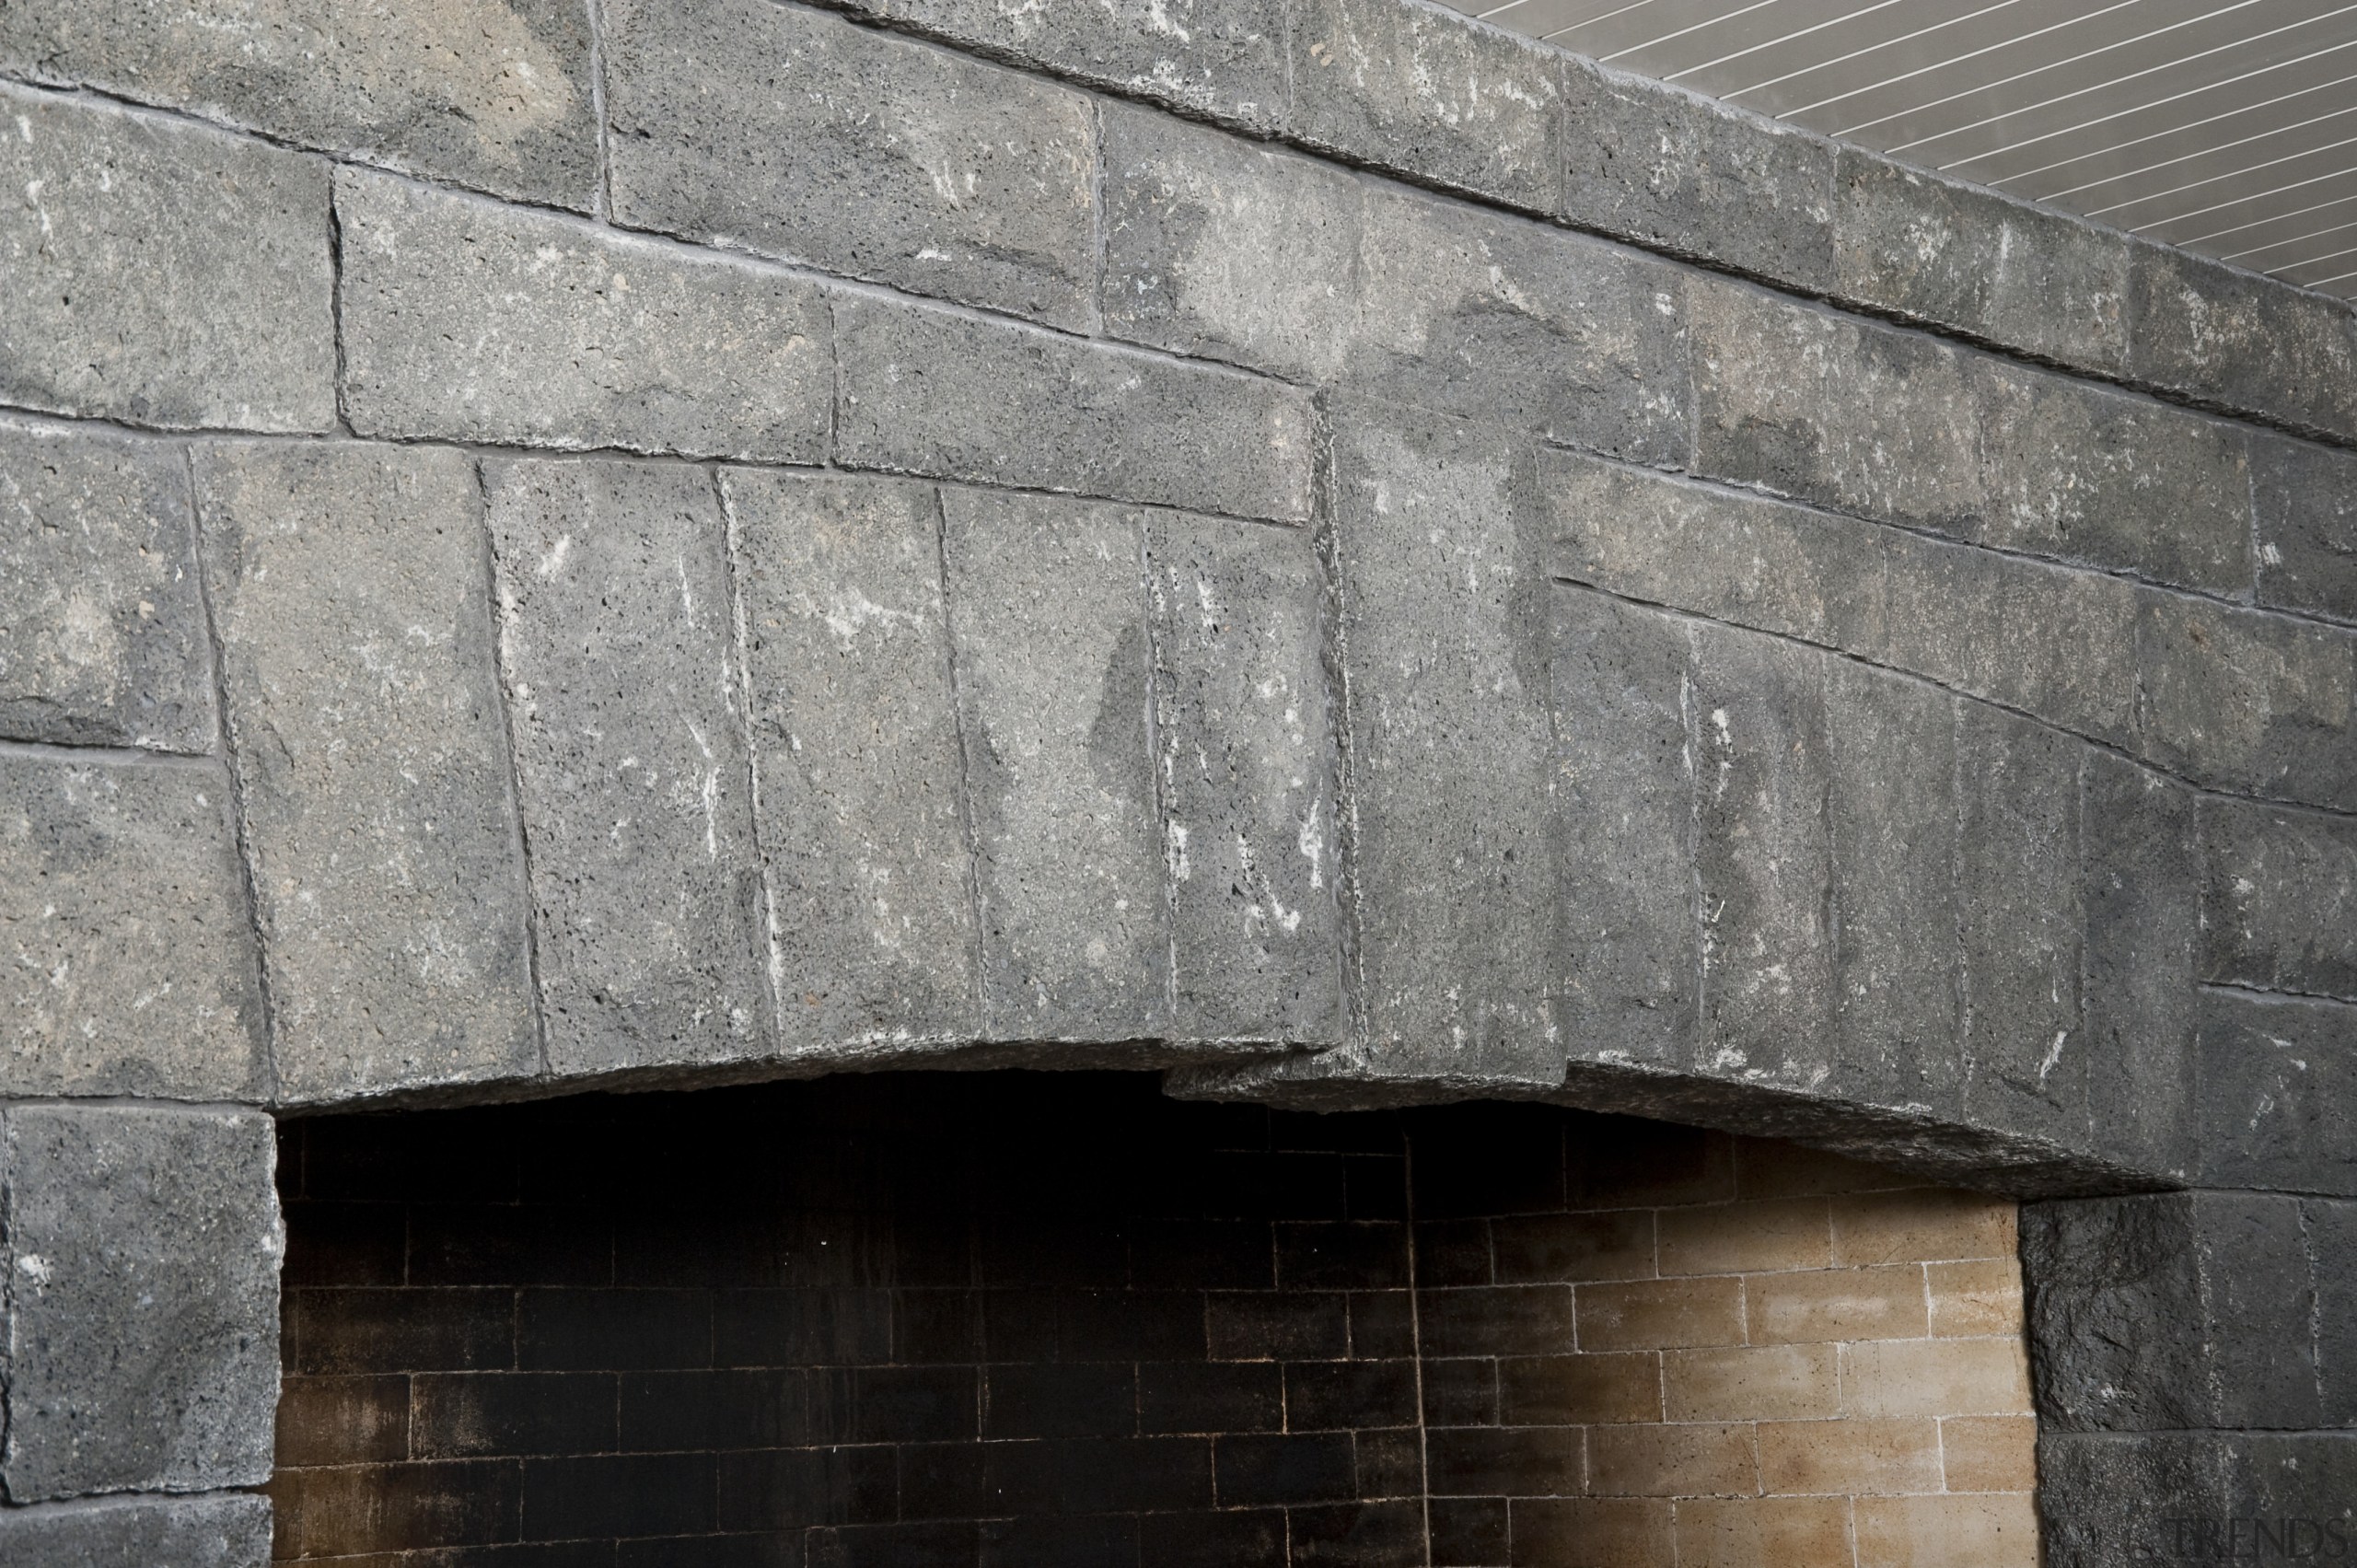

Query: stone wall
left=3, top=0, right=2355, bottom=1558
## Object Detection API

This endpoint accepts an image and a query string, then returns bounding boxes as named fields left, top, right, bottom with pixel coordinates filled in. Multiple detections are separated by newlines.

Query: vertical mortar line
left=186, top=441, right=284, bottom=1108
left=1088, top=94, right=1109, bottom=341
left=326, top=172, right=356, bottom=438
left=1678, top=628, right=1709, bottom=1068
left=712, top=465, right=787, bottom=1044
left=825, top=292, right=845, bottom=467
left=931, top=485, right=993, bottom=1028
left=586, top=0, right=614, bottom=222
left=1309, top=401, right=1371, bottom=1051
left=1400, top=1127, right=1434, bottom=1568
left=2245, top=431, right=2264, bottom=606
left=2073, top=749, right=2097, bottom=1151
left=473, top=456, right=552, bottom=1082
left=1137, top=516, right=1180, bottom=1028
left=2297, top=1199, right=2325, bottom=1417
left=1950, top=695, right=1974, bottom=1119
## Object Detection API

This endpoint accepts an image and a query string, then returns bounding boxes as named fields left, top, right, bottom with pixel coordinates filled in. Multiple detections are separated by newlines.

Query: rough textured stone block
left=2310, top=1198, right=2357, bottom=1425
left=726, top=469, right=981, bottom=1051
left=607, top=0, right=1096, bottom=329
left=2252, top=433, right=2357, bottom=625
left=196, top=441, right=538, bottom=1104
left=1975, top=360, right=2251, bottom=595
left=338, top=170, right=831, bottom=462
left=834, top=296, right=1314, bottom=523
left=1350, top=185, right=1688, bottom=462
left=1550, top=587, right=1697, bottom=1069
left=1324, top=403, right=1557, bottom=1086
left=2200, top=797, right=2357, bottom=1000
left=1289, top=0, right=1559, bottom=210
left=2037, top=1431, right=2229, bottom=1568
left=0, top=752, right=267, bottom=1100
left=942, top=488, right=1169, bottom=1040
left=484, top=458, right=769, bottom=1078
left=1146, top=512, right=1342, bottom=1043
left=0, top=84, right=333, bottom=432
left=2223, top=1434, right=2357, bottom=1543
left=1561, top=57, right=1835, bottom=294
left=2134, top=590, right=2357, bottom=811
left=2, top=1106, right=279, bottom=1500
left=2198, top=988, right=2357, bottom=1195
left=2130, top=240, right=2357, bottom=442
left=0, top=1493, right=273, bottom=1568
left=1690, top=282, right=1981, bottom=536
left=1834, top=153, right=2130, bottom=374
left=0, top=0, right=594, bottom=209
left=0, top=420, right=215, bottom=750
left=1955, top=706, right=2085, bottom=1148
left=2080, top=753, right=2199, bottom=1179
left=1100, top=106, right=1363, bottom=383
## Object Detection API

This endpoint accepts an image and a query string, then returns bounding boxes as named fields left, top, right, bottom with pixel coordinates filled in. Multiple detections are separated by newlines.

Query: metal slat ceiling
left=1460, top=0, right=2357, bottom=298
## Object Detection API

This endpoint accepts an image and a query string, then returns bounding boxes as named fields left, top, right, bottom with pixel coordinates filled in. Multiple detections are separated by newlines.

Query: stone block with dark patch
left=2021, top=1194, right=2214, bottom=1433
left=2200, top=796, right=2357, bottom=1001
left=2133, top=590, right=2357, bottom=812
left=484, top=457, right=770, bottom=1077
left=2129, top=239, right=2357, bottom=444
left=2252, top=433, right=2357, bottom=626
left=0, top=1493, right=273, bottom=1568
left=607, top=0, right=1097, bottom=330
left=2197, top=988, right=2357, bottom=1195
left=1, top=1105, right=280, bottom=1500
left=2079, top=753, right=2199, bottom=1179
left=0, top=84, right=333, bottom=433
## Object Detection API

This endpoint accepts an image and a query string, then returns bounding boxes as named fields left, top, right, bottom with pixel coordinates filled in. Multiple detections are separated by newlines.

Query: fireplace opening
left=268, top=1072, right=2039, bottom=1567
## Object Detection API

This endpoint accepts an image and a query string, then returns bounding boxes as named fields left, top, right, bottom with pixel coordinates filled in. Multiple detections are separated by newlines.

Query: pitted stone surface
left=2133, top=592, right=2357, bottom=812
left=0, top=84, right=333, bottom=433
left=1146, top=513, right=1343, bottom=1044
left=2197, top=988, right=2357, bottom=1194
left=485, top=458, right=769, bottom=1077
left=2252, top=434, right=2357, bottom=625
left=1834, top=154, right=2130, bottom=375
left=727, top=469, right=982, bottom=1053
left=0, top=0, right=596, bottom=209
left=1, top=1105, right=279, bottom=1500
left=2130, top=241, right=2357, bottom=444
left=2081, top=753, right=2199, bottom=1178
left=0, top=1493, right=272, bottom=1567
left=0, top=420, right=215, bottom=751
left=337, top=170, right=832, bottom=462
left=608, top=0, right=1097, bottom=330
left=2200, top=798, right=2357, bottom=1001
left=1289, top=0, right=1559, bottom=210
left=0, top=752, right=266, bottom=1101
left=942, top=488, right=1170, bottom=1042
left=834, top=296, right=1315, bottom=523
left=196, top=441, right=538, bottom=1104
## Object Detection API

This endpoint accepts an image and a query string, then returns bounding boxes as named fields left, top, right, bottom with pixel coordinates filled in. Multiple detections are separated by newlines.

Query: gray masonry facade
left=1, top=0, right=2353, bottom=1561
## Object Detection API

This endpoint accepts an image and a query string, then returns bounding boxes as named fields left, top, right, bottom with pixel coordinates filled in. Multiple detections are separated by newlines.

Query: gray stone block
left=1956, top=704, right=2086, bottom=1149
left=822, top=0, right=1287, bottom=132
left=0, top=0, right=595, bottom=210
left=2200, top=797, right=2357, bottom=1000
left=1561, top=56, right=1836, bottom=295
left=2308, top=1198, right=2357, bottom=1425
left=1100, top=106, right=1364, bottom=383
left=2019, top=1194, right=2213, bottom=1432
left=2223, top=1434, right=2357, bottom=1544
left=1324, top=402, right=1558, bottom=1087
left=1549, top=587, right=1697, bottom=1069
left=1833, top=152, right=2130, bottom=374
left=833, top=296, right=1314, bottom=523
left=607, top=0, right=1096, bottom=330
left=1146, top=512, right=1342, bottom=1044
left=0, top=84, right=332, bottom=433
left=1348, top=184, right=1689, bottom=463
left=941, top=487, right=1169, bottom=1040
left=1, top=1106, right=279, bottom=1500
left=2253, top=433, right=2357, bottom=625
left=484, top=458, right=770, bottom=1079
left=1289, top=0, right=1559, bottom=210
left=0, top=1493, right=272, bottom=1568
left=1975, top=359, right=2251, bottom=596
left=337, top=170, right=832, bottom=463
left=726, top=469, right=982, bottom=1052
left=0, top=420, right=215, bottom=751
left=2134, top=590, right=2357, bottom=812
left=2130, top=239, right=2357, bottom=443
left=195, top=440, right=538, bottom=1105
left=2080, top=752, right=2199, bottom=1179
left=2036, top=1430, right=2230, bottom=1568
left=1689, top=281, right=1982, bottom=536
left=0, top=752, right=267, bottom=1101
left=2188, top=1193, right=2326, bottom=1430
left=2198, top=988, right=2357, bottom=1195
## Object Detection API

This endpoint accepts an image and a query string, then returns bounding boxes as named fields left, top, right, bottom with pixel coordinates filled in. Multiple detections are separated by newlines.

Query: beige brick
left=1842, top=1339, right=2033, bottom=1419
left=1663, top=1344, right=1840, bottom=1423
left=1674, top=1495, right=1854, bottom=1568
left=1500, top=1353, right=1664, bottom=1425
left=1856, top=1492, right=2041, bottom=1568
left=1493, top=1209, right=1656, bottom=1283
left=1747, top=1265, right=1929, bottom=1345
left=1510, top=1497, right=1674, bottom=1568
left=1589, top=1423, right=1759, bottom=1498
left=1659, top=1197, right=1832, bottom=1277
left=1929, top=1258, right=2025, bottom=1337
left=1579, top=1277, right=1747, bottom=1352
left=1758, top=1418, right=1942, bottom=1496
left=1942, top=1415, right=2038, bottom=1493
left=1735, top=1139, right=1921, bottom=1200
left=1832, top=1189, right=2016, bottom=1266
